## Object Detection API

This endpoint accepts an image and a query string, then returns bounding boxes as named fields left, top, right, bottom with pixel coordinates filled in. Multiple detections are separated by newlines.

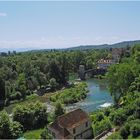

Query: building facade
left=48, top=109, right=93, bottom=139
left=97, top=59, right=115, bottom=69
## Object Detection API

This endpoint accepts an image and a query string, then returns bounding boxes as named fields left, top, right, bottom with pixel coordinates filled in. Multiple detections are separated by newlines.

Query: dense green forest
left=0, top=48, right=110, bottom=138
left=0, top=49, right=109, bottom=108
left=0, top=44, right=140, bottom=139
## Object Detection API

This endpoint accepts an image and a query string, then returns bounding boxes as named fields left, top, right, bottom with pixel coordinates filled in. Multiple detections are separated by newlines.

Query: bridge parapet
left=79, top=65, right=107, bottom=80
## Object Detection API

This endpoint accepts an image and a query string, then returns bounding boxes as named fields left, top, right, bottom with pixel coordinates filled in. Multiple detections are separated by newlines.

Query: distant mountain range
left=64, top=40, right=140, bottom=51
left=0, top=40, right=140, bottom=52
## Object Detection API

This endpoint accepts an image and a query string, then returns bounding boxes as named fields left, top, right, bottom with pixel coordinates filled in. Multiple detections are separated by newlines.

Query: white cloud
left=0, top=12, right=7, bottom=17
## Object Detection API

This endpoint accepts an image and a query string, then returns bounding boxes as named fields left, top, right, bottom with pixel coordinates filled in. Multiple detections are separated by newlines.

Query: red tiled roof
left=49, top=120, right=71, bottom=137
left=58, top=108, right=89, bottom=128
left=97, top=59, right=112, bottom=64
left=49, top=109, right=89, bottom=133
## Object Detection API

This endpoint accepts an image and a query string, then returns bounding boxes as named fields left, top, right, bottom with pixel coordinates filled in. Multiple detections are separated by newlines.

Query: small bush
left=130, top=124, right=140, bottom=138
left=107, top=132, right=122, bottom=140
left=120, top=123, right=130, bottom=139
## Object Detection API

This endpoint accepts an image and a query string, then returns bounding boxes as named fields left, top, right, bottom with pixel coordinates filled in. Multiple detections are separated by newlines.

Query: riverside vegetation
left=0, top=49, right=109, bottom=109
left=0, top=44, right=140, bottom=139
left=90, top=44, right=140, bottom=139
left=50, top=82, right=88, bottom=104
left=0, top=49, right=109, bottom=138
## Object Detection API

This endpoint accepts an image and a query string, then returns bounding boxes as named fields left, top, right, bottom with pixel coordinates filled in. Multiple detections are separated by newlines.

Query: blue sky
left=0, top=1, right=140, bottom=50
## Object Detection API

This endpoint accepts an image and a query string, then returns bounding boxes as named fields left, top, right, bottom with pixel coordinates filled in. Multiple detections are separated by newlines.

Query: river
left=4, top=78, right=113, bottom=114
left=66, top=78, right=113, bottom=113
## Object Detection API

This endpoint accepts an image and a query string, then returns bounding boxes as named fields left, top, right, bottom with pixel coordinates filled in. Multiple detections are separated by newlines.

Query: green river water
left=66, top=78, right=113, bottom=112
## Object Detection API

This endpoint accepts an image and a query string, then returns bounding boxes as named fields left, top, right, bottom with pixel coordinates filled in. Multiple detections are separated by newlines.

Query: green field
left=23, top=129, right=44, bottom=139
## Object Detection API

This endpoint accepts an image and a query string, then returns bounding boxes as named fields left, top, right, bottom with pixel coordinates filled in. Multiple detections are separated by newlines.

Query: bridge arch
left=78, top=65, right=106, bottom=80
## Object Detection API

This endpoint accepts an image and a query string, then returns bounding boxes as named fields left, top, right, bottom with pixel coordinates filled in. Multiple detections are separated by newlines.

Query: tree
left=134, top=99, right=140, bottom=118
left=13, top=102, right=48, bottom=130
left=36, top=71, right=47, bottom=88
left=130, top=75, right=140, bottom=92
left=12, top=63, right=17, bottom=72
left=48, top=60, right=62, bottom=84
left=95, top=112, right=104, bottom=121
left=131, top=44, right=140, bottom=55
left=93, top=118, right=112, bottom=136
left=107, top=64, right=135, bottom=105
left=10, top=121, right=23, bottom=139
left=40, top=127, right=52, bottom=139
left=134, top=51, right=140, bottom=64
left=54, top=102, right=65, bottom=119
left=49, top=78, right=58, bottom=91
left=0, top=77, right=5, bottom=108
left=120, top=123, right=130, bottom=139
left=130, top=124, right=140, bottom=138
left=27, top=76, right=38, bottom=90
left=0, top=111, right=23, bottom=139
left=17, top=73, right=27, bottom=99
left=0, top=111, right=11, bottom=138
left=58, top=53, right=69, bottom=84
left=10, top=71, right=18, bottom=80
left=110, top=109, right=126, bottom=126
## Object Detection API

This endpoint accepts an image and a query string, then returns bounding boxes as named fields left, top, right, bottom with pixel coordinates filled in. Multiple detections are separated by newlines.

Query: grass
left=50, top=82, right=88, bottom=104
left=23, top=128, right=44, bottom=139
left=4, top=93, right=52, bottom=114
left=106, top=131, right=122, bottom=139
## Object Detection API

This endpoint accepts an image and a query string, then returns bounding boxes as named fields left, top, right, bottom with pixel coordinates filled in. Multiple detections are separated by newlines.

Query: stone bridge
left=78, top=65, right=106, bottom=80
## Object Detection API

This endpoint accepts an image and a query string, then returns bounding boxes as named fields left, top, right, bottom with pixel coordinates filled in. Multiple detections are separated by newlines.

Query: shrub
left=0, top=111, right=23, bottom=139
left=104, top=108, right=111, bottom=116
left=127, top=115, right=135, bottom=122
left=111, top=109, right=126, bottom=126
left=107, top=132, right=122, bottom=140
left=15, top=91, right=22, bottom=100
left=96, top=112, right=104, bottom=121
left=40, top=128, right=52, bottom=139
left=130, top=124, right=140, bottom=138
left=120, top=123, right=130, bottom=139
left=50, top=82, right=87, bottom=104
left=13, top=102, right=48, bottom=130
left=54, top=102, right=65, bottom=119
left=93, top=118, right=112, bottom=136
left=10, top=121, right=23, bottom=139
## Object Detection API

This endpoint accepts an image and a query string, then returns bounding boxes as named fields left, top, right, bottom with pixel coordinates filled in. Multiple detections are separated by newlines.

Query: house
left=48, top=108, right=93, bottom=139
left=97, top=59, right=114, bottom=69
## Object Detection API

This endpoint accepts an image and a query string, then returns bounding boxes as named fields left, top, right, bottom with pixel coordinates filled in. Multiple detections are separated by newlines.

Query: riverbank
left=3, top=78, right=113, bottom=115
left=47, top=78, right=113, bottom=114
left=65, top=78, right=113, bottom=113
left=3, top=81, right=86, bottom=114
left=50, top=82, right=88, bottom=104
left=3, top=90, right=59, bottom=114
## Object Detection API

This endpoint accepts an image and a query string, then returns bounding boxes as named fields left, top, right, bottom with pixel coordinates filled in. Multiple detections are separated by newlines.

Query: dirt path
left=94, top=128, right=116, bottom=140
left=98, top=131, right=113, bottom=140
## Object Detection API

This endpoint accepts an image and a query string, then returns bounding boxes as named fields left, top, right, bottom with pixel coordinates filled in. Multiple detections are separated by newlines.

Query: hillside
left=1, top=40, right=140, bottom=53
left=65, top=40, right=140, bottom=51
